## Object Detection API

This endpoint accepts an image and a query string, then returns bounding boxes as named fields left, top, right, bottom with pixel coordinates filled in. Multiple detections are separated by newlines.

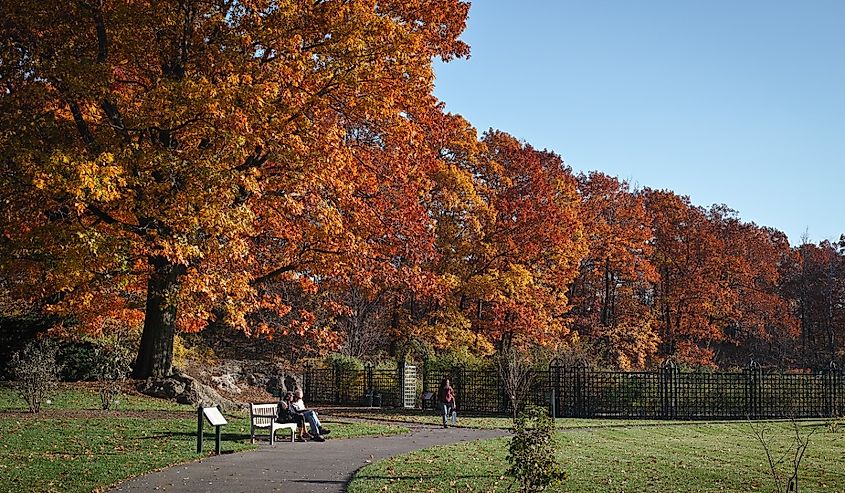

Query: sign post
left=197, top=405, right=228, bottom=455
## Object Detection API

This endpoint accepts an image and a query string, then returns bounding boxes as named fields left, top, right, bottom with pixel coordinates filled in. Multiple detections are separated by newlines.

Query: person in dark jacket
left=276, top=392, right=309, bottom=441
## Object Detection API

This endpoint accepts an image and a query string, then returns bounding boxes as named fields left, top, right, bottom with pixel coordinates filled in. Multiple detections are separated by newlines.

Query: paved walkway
left=109, top=421, right=508, bottom=493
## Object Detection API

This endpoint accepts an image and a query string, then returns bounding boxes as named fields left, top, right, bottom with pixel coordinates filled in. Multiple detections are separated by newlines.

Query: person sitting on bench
left=275, top=392, right=309, bottom=441
left=291, top=388, right=330, bottom=438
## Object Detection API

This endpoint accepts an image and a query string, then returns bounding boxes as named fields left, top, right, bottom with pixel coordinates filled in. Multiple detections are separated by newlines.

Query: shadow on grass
left=289, top=479, right=347, bottom=484
left=136, top=431, right=253, bottom=442
left=357, top=473, right=503, bottom=481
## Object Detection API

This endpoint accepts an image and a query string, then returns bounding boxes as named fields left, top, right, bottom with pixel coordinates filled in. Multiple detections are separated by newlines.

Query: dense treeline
left=1, top=1, right=842, bottom=375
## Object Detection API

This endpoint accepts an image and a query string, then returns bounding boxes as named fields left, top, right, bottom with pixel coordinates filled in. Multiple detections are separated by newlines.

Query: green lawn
left=0, top=383, right=187, bottom=412
left=0, top=384, right=407, bottom=493
left=348, top=421, right=845, bottom=493
left=327, top=406, right=715, bottom=430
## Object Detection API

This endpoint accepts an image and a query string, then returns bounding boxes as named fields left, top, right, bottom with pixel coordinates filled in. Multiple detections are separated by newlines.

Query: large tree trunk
left=133, top=256, right=184, bottom=379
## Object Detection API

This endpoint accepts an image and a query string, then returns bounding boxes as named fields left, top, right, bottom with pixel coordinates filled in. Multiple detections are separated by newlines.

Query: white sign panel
left=202, top=407, right=228, bottom=426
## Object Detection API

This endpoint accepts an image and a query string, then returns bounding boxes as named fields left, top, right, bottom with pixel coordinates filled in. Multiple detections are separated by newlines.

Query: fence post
left=549, top=358, right=560, bottom=419
left=422, top=353, right=429, bottom=401
left=302, top=363, right=311, bottom=402
left=660, top=359, right=677, bottom=419
left=746, top=360, right=761, bottom=419
left=825, top=361, right=838, bottom=417
left=573, top=363, right=586, bottom=418
left=398, top=359, right=406, bottom=409
left=453, top=365, right=465, bottom=413
left=366, top=362, right=374, bottom=391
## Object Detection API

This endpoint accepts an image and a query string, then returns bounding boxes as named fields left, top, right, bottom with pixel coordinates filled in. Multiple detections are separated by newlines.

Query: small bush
left=507, top=405, right=566, bottom=492
left=58, top=331, right=134, bottom=410
left=323, top=353, right=365, bottom=402
left=10, top=339, right=61, bottom=413
left=93, top=339, right=133, bottom=410
left=324, top=353, right=364, bottom=371
left=750, top=419, right=818, bottom=493
left=426, top=347, right=488, bottom=371
left=58, top=340, right=99, bottom=381
left=172, top=333, right=217, bottom=368
left=58, top=324, right=139, bottom=382
left=827, top=416, right=843, bottom=433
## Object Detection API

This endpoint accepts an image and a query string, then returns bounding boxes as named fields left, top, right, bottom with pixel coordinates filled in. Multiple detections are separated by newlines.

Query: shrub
left=826, top=415, right=843, bottom=433
left=172, top=333, right=218, bottom=368
left=58, top=331, right=134, bottom=410
left=426, top=347, right=488, bottom=371
left=507, top=405, right=566, bottom=493
left=92, top=338, right=133, bottom=410
left=496, top=344, right=536, bottom=420
left=324, top=353, right=364, bottom=371
left=323, top=353, right=364, bottom=402
left=9, top=339, right=61, bottom=413
left=58, top=324, right=139, bottom=382
left=58, top=339, right=100, bottom=381
left=750, top=419, right=818, bottom=493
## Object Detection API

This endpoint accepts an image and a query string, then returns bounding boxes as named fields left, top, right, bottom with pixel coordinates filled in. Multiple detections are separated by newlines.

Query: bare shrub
left=93, top=338, right=133, bottom=410
left=750, top=419, right=818, bottom=493
left=10, top=339, right=61, bottom=413
left=826, top=415, right=843, bottom=433
left=496, top=341, right=536, bottom=420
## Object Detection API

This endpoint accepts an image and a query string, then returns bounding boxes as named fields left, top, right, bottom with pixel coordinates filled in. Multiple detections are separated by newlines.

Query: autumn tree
left=388, top=109, right=488, bottom=353
left=441, top=131, right=586, bottom=351
left=708, top=210, right=799, bottom=367
left=642, top=190, right=802, bottom=367
left=643, top=190, right=729, bottom=364
left=0, top=0, right=470, bottom=377
left=783, top=240, right=845, bottom=366
left=569, top=173, right=659, bottom=369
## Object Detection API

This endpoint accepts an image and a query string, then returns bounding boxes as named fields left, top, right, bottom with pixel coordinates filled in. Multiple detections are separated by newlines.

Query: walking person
left=437, top=377, right=457, bottom=428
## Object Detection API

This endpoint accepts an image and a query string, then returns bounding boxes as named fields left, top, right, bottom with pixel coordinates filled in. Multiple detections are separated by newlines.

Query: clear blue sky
left=433, top=0, right=844, bottom=246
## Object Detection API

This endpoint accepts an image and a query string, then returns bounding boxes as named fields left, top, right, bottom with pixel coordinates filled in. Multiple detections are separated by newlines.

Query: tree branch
left=86, top=204, right=144, bottom=236
left=251, top=263, right=297, bottom=287
left=80, top=0, right=108, bottom=63
left=66, top=99, right=98, bottom=151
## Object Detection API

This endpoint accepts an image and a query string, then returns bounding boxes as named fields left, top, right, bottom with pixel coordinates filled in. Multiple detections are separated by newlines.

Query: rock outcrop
left=136, top=367, right=244, bottom=411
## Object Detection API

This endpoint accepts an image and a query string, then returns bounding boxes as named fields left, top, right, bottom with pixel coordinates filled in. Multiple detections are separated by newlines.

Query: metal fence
left=304, top=360, right=843, bottom=419
left=301, top=365, right=402, bottom=408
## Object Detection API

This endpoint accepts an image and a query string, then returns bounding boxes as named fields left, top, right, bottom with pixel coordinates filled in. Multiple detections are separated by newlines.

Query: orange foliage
left=0, top=0, right=831, bottom=371
left=571, top=173, right=659, bottom=369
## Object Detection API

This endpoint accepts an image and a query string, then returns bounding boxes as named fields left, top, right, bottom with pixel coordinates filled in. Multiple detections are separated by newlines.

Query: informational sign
left=197, top=406, right=228, bottom=455
left=202, top=406, right=228, bottom=426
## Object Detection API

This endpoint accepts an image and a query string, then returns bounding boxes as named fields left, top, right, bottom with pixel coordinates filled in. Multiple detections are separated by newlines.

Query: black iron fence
left=303, top=360, right=843, bottom=419
left=302, top=365, right=402, bottom=408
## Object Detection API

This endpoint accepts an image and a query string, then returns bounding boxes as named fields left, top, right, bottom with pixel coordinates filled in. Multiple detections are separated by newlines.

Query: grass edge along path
left=324, top=406, right=789, bottom=431
left=0, top=386, right=407, bottom=493
left=347, top=420, right=845, bottom=493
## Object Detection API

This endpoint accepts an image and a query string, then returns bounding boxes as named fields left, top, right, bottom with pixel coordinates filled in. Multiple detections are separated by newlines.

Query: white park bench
left=249, top=402, right=298, bottom=444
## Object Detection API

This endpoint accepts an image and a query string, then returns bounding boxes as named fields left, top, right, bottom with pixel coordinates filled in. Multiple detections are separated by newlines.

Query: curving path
left=109, top=421, right=508, bottom=493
